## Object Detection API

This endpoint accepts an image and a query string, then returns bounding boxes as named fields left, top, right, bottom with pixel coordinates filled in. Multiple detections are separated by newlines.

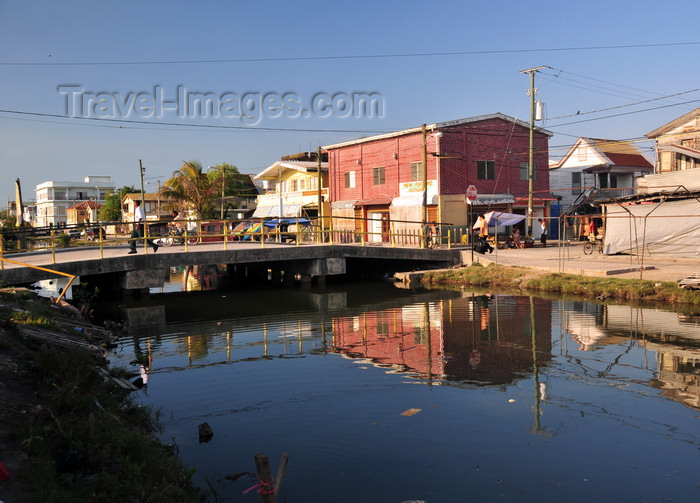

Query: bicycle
left=583, top=235, right=603, bottom=255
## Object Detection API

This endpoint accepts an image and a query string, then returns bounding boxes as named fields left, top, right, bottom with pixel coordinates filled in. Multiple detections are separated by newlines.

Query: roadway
left=467, top=240, right=699, bottom=282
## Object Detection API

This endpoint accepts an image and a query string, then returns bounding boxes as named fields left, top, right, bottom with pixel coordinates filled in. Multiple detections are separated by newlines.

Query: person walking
left=128, top=200, right=158, bottom=254
left=538, top=218, right=547, bottom=247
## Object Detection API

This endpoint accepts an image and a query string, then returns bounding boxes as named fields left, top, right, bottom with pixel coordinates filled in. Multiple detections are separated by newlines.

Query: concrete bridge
left=0, top=242, right=463, bottom=295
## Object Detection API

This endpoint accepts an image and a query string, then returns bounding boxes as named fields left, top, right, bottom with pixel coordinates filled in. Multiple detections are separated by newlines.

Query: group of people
left=474, top=213, right=548, bottom=254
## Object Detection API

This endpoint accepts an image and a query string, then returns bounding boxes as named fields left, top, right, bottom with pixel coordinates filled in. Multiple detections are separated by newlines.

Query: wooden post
left=253, top=453, right=275, bottom=503
left=250, top=452, right=289, bottom=503
left=272, top=453, right=290, bottom=503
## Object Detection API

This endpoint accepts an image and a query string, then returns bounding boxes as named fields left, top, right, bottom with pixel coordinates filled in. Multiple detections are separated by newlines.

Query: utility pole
left=421, top=124, right=428, bottom=226
left=138, top=159, right=146, bottom=209
left=519, top=66, right=546, bottom=237
left=317, top=147, right=323, bottom=243
left=220, top=166, right=226, bottom=220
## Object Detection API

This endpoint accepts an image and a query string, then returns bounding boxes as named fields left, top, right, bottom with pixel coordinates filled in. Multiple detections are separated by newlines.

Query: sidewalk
left=460, top=240, right=699, bottom=282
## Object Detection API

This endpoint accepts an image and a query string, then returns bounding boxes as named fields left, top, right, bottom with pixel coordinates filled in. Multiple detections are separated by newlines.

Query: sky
left=1, top=0, right=699, bottom=205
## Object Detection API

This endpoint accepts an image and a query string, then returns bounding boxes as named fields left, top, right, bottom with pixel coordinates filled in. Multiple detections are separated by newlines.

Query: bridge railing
left=0, top=216, right=458, bottom=266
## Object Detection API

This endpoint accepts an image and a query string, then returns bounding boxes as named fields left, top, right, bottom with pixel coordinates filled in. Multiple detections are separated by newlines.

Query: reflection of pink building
left=331, top=304, right=445, bottom=378
left=441, top=295, right=552, bottom=384
left=443, top=295, right=552, bottom=383
left=330, top=295, right=553, bottom=384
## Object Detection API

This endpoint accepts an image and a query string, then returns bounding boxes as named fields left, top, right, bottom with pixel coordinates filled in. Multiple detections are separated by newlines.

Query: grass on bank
left=0, top=290, right=207, bottom=503
left=422, top=263, right=700, bottom=309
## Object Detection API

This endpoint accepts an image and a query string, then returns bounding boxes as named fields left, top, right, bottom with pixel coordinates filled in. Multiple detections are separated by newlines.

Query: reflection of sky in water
left=34, top=276, right=75, bottom=300
left=106, top=288, right=698, bottom=503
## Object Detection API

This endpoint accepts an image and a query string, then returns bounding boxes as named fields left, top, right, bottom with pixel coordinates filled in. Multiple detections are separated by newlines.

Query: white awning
left=331, top=200, right=357, bottom=209
left=469, top=194, right=515, bottom=206
left=252, top=204, right=302, bottom=218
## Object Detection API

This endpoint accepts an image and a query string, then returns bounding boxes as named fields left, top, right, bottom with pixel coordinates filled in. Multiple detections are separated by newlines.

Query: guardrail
left=0, top=257, right=76, bottom=303
left=0, top=216, right=458, bottom=265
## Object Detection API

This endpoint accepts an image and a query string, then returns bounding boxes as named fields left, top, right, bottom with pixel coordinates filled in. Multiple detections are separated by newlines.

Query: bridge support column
left=118, top=269, right=166, bottom=292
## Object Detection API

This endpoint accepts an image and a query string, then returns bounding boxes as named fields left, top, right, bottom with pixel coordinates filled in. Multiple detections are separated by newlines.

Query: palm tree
left=160, top=161, right=219, bottom=219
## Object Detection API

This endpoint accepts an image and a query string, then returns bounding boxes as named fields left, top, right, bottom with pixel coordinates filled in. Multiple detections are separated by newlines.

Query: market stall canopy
left=472, top=211, right=526, bottom=228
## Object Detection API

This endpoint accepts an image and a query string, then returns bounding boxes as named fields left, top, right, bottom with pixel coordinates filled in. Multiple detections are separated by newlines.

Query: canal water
left=101, top=277, right=698, bottom=503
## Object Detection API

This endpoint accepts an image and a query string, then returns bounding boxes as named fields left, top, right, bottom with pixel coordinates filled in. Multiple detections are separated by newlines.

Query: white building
left=549, top=138, right=654, bottom=212
left=34, top=176, right=115, bottom=227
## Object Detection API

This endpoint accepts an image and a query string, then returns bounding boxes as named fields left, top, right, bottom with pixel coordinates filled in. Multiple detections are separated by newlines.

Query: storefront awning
left=252, top=203, right=302, bottom=218
left=331, top=200, right=358, bottom=209
left=513, top=195, right=558, bottom=205
left=469, top=194, right=514, bottom=206
left=356, top=196, right=392, bottom=206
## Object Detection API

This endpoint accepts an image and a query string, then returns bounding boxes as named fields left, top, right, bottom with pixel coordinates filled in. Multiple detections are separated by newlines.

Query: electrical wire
left=546, top=88, right=700, bottom=120
left=1, top=42, right=698, bottom=67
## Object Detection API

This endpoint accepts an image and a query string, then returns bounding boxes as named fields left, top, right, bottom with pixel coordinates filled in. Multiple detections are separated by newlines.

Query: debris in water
left=401, top=408, right=422, bottom=416
left=198, top=422, right=214, bottom=443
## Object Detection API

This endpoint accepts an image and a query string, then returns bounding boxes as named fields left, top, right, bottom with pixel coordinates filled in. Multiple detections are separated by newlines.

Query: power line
left=548, top=98, right=700, bottom=127
left=0, top=109, right=394, bottom=134
left=1, top=41, right=699, bottom=67
left=546, top=88, right=700, bottom=120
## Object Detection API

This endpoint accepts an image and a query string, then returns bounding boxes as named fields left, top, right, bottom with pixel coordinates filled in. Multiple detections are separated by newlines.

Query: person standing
left=128, top=200, right=158, bottom=254
left=476, top=214, right=493, bottom=254
left=587, top=218, right=596, bottom=238
left=538, top=218, right=547, bottom=247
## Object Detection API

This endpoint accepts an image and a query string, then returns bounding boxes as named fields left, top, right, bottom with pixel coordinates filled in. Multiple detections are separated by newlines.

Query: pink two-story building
left=323, top=113, right=553, bottom=242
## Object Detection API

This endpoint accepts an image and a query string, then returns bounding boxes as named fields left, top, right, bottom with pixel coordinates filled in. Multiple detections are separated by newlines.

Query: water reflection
left=107, top=287, right=699, bottom=502
left=330, top=293, right=554, bottom=387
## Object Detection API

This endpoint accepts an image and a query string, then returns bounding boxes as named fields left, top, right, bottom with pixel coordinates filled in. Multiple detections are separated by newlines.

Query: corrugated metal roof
left=322, top=112, right=553, bottom=150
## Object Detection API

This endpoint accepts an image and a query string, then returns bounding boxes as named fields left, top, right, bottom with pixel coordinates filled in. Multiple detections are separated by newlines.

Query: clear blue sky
left=1, top=0, right=699, bottom=205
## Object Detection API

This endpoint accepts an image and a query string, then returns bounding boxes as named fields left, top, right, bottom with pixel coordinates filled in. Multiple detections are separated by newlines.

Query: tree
left=160, top=160, right=219, bottom=219
left=99, top=186, right=136, bottom=222
left=206, top=163, right=253, bottom=217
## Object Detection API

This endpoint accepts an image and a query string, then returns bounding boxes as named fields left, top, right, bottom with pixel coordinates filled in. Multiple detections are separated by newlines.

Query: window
left=298, top=179, right=305, bottom=191
left=344, top=171, right=356, bottom=188
left=477, top=160, right=495, bottom=180
left=373, top=166, right=385, bottom=185
left=290, top=179, right=297, bottom=192
left=520, top=162, right=537, bottom=181
left=598, top=173, right=608, bottom=189
left=410, top=161, right=422, bottom=181
left=572, top=172, right=581, bottom=194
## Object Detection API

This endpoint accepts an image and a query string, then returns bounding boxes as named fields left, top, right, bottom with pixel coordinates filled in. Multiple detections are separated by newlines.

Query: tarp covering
left=603, top=198, right=700, bottom=257
left=472, top=211, right=526, bottom=228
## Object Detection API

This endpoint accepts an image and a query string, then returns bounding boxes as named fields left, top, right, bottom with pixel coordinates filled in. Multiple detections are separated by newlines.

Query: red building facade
left=324, top=113, right=552, bottom=242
